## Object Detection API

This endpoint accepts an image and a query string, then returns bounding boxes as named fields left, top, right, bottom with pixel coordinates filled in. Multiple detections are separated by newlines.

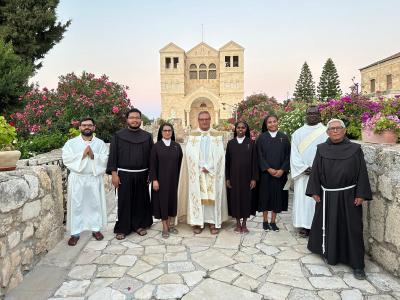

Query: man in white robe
left=178, top=111, right=228, bottom=234
left=291, top=106, right=328, bottom=237
left=62, top=117, right=109, bottom=246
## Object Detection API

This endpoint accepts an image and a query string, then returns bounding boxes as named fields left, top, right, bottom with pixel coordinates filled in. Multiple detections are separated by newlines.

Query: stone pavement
left=7, top=200, right=400, bottom=300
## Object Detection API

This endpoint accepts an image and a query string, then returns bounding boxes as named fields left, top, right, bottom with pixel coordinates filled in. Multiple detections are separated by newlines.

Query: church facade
left=159, top=41, right=244, bottom=128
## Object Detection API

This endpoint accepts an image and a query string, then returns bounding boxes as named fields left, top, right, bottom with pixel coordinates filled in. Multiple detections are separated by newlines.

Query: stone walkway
left=7, top=199, right=400, bottom=300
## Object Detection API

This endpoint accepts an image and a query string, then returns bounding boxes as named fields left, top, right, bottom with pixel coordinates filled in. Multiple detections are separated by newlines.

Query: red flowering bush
left=11, top=72, right=132, bottom=142
left=232, top=93, right=282, bottom=139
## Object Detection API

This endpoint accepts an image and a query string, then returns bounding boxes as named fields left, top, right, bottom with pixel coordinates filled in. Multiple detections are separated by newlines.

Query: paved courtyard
left=7, top=198, right=400, bottom=300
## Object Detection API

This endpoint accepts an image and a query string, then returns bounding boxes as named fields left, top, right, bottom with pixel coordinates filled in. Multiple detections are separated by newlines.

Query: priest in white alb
left=62, top=117, right=109, bottom=246
left=290, top=106, right=328, bottom=237
left=177, top=111, right=228, bottom=234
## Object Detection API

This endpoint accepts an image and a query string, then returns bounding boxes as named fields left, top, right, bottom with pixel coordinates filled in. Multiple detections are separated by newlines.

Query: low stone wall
left=0, top=165, right=64, bottom=295
left=1, top=150, right=113, bottom=296
left=362, top=142, right=400, bottom=276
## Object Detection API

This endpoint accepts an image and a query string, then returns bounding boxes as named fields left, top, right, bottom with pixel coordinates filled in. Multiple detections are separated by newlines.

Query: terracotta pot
left=0, top=150, right=21, bottom=171
left=361, top=128, right=398, bottom=144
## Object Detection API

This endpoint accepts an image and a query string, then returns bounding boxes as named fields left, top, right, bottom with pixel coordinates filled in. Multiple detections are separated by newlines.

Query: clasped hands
left=267, top=168, right=284, bottom=178
left=82, top=145, right=94, bottom=160
left=312, top=195, right=364, bottom=206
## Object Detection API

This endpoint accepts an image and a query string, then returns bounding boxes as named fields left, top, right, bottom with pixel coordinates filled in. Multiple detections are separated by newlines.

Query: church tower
left=159, top=41, right=244, bottom=128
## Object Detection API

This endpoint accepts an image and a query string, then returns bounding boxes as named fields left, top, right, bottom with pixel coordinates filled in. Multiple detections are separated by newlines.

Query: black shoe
left=299, top=228, right=310, bottom=238
left=263, top=221, right=271, bottom=231
left=353, top=268, right=366, bottom=280
left=270, top=223, right=280, bottom=232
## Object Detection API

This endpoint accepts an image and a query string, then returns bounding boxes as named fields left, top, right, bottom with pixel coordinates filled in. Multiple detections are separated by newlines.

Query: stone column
left=185, top=110, right=190, bottom=127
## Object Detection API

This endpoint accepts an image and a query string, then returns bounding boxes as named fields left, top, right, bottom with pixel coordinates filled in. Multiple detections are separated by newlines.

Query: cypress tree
left=293, top=62, right=315, bottom=103
left=317, top=58, right=342, bottom=101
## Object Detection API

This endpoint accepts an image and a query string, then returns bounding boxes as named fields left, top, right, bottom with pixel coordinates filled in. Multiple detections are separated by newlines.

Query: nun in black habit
left=149, top=123, right=183, bottom=238
left=257, top=115, right=290, bottom=232
left=225, top=121, right=258, bottom=233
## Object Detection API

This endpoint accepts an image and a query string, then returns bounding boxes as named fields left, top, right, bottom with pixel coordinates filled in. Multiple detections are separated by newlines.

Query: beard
left=81, top=129, right=93, bottom=137
left=128, top=124, right=140, bottom=130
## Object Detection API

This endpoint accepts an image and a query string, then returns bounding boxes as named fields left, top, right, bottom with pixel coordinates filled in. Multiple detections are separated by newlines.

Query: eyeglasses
left=327, top=126, right=344, bottom=132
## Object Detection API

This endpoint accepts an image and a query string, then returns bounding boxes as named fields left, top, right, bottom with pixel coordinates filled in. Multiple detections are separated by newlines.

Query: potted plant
left=0, top=116, right=21, bottom=170
left=361, top=112, right=399, bottom=144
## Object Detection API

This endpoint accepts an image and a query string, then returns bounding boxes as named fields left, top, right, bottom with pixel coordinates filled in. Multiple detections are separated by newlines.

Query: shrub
left=362, top=97, right=400, bottom=135
left=278, top=105, right=306, bottom=138
left=318, top=95, right=373, bottom=139
left=0, top=116, right=17, bottom=150
left=11, top=71, right=132, bottom=142
left=17, top=132, right=68, bottom=159
left=233, top=93, right=281, bottom=138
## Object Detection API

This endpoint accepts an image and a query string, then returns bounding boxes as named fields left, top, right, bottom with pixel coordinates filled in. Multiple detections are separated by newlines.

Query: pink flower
left=112, top=106, right=120, bottom=113
left=71, top=120, right=80, bottom=127
left=15, top=112, right=24, bottom=120
left=29, top=124, right=40, bottom=133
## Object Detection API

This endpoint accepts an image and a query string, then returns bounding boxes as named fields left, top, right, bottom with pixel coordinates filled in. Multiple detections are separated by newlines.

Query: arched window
left=189, top=71, right=197, bottom=79
left=199, top=64, right=207, bottom=69
left=189, top=64, right=197, bottom=79
left=208, top=63, right=217, bottom=79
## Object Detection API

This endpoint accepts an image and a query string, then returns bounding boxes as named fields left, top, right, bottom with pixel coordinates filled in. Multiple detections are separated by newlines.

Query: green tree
left=317, top=58, right=342, bottom=101
left=293, top=62, right=315, bottom=103
left=0, top=0, right=71, bottom=70
left=0, top=38, right=33, bottom=112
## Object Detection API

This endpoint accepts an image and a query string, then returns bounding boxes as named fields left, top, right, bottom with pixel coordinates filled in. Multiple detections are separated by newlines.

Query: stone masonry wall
left=0, top=165, right=64, bottom=295
left=362, top=141, right=400, bottom=276
left=0, top=149, right=113, bottom=296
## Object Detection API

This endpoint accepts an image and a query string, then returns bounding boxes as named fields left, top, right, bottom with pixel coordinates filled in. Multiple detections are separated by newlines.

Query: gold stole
left=298, top=126, right=326, bottom=155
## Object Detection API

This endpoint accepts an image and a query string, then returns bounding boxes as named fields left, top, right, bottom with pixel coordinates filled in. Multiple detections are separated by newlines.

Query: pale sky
left=32, top=0, right=400, bottom=118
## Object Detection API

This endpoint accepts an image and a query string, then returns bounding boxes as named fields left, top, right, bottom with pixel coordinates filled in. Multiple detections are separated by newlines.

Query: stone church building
left=159, top=41, right=244, bottom=128
left=360, top=51, right=400, bottom=97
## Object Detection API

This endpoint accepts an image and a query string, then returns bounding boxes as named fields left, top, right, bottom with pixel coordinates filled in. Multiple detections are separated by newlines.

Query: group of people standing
left=62, top=105, right=372, bottom=280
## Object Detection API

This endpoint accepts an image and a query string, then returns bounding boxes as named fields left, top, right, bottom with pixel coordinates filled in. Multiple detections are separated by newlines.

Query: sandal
left=193, top=226, right=203, bottom=234
left=162, top=230, right=169, bottom=239
left=209, top=225, right=219, bottom=235
left=115, top=233, right=126, bottom=240
left=169, top=227, right=179, bottom=234
left=136, top=228, right=147, bottom=236
left=234, top=226, right=241, bottom=234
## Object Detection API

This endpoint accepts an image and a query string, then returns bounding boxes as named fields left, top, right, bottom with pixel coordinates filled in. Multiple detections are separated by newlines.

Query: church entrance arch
left=189, top=97, right=215, bottom=128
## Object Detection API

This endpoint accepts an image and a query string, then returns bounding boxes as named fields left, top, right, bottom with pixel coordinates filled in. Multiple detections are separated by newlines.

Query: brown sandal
left=234, top=225, right=241, bottom=234
left=116, top=233, right=126, bottom=240
left=136, top=228, right=147, bottom=236
left=209, top=225, right=219, bottom=235
left=193, top=226, right=203, bottom=234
